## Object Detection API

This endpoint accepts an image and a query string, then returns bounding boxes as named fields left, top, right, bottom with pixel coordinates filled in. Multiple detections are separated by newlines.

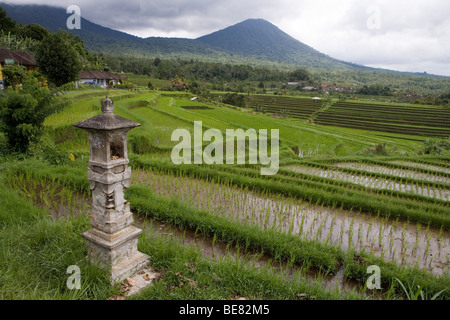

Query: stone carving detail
left=105, top=191, right=115, bottom=209
left=73, top=97, right=149, bottom=284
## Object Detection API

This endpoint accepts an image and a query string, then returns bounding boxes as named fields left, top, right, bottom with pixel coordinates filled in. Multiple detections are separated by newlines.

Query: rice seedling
left=348, top=217, right=355, bottom=249
left=299, top=213, right=306, bottom=237
left=378, top=220, right=384, bottom=247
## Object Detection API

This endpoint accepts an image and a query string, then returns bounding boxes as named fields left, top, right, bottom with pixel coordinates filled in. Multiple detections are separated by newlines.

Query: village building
left=0, top=48, right=37, bottom=71
left=77, top=70, right=123, bottom=88
left=0, top=48, right=37, bottom=89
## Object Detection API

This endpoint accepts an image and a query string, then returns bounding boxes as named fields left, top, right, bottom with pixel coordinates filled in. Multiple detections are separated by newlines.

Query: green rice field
left=1, top=88, right=449, bottom=300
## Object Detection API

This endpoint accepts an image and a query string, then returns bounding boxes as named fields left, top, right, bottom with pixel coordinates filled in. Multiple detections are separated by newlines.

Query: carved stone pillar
left=73, top=97, right=149, bottom=283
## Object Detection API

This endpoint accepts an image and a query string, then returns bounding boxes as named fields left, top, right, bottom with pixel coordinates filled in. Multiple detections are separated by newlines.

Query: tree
left=0, top=32, right=38, bottom=52
left=288, top=69, right=312, bottom=83
left=153, top=57, right=161, bottom=67
left=359, top=84, right=392, bottom=96
left=35, top=31, right=82, bottom=87
left=0, top=78, right=56, bottom=153
left=222, top=93, right=245, bottom=107
left=16, top=24, right=50, bottom=41
left=0, top=6, right=17, bottom=34
left=1, top=64, right=28, bottom=89
left=188, top=81, right=200, bottom=94
left=88, top=53, right=109, bottom=71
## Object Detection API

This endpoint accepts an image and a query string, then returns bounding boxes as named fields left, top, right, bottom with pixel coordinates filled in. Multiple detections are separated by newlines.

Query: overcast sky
left=3, top=0, right=450, bottom=76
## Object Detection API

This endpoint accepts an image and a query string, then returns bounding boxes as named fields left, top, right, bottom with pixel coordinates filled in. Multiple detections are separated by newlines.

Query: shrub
left=422, top=137, right=450, bottom=155
left=365, top=143, right=388, bottom=156
left=0, top=78, right=57, bottom=153
left=222, top=93, right=245, bottom=107
left=1, top=64, right=27, bottom=89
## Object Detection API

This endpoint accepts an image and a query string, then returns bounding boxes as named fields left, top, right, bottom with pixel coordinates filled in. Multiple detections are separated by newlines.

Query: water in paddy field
left=133, top=169, right=450, bottom=276
left=333, top=163, right=450, bottom=184
left=14, top=177, right=368, bottom=295
left=11, top=173, right=448, bottom=297
left=386, top=161, right=450, bottom=175
left=284, top=165, right=450, bottom=201
left=133, top=214, right=367, bottom=296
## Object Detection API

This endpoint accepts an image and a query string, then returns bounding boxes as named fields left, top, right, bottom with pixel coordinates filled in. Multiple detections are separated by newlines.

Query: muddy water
left=386, top=161, right=450, bottom=175
left=334, top=162, right=450, bottom=184
left=285, top=165, right=450, bottom=201
left=133, top=169, right=450, bottom=276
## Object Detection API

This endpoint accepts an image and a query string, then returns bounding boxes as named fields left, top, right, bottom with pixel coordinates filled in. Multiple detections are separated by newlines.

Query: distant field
left=316, top=101, right=450, bottom=138
left=246, top=95, right=323, bottom=120
left=123, top=73, right=172, bottom=88
left=243, top=94, right=450, bottom=138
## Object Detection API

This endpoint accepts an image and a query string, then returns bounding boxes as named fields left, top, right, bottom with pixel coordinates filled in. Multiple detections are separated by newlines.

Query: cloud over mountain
left=1, top=0, right=449, bottom=75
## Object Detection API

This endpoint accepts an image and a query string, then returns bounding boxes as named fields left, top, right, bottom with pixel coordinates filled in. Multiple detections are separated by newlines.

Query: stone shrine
left=73, top=97, right=149, bottom=283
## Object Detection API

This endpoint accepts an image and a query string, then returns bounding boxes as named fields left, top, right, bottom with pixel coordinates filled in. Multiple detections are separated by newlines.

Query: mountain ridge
left=196, top=18, right=368, bottom=70
left=0, top=3, right=372, bottom=71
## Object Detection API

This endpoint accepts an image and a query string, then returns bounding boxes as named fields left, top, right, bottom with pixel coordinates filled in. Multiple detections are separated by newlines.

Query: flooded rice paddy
left=11, top=166, right=449, bottom=296
left=16, top=178, right=365, bottom=295
left=133, top=169, right=450, bottom=276
left=284, top=165, right=450, bottom=201
left=333, top=162, right=450, bottom=184
left=386, top=161, right=450, bottom=175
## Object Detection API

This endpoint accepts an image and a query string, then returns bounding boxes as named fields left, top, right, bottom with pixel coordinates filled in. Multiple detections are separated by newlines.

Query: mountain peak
left=197, top=18, right=293, bottom=45
left=196, top=18, right=364, bottom=69
left=197, top=18, right=322, bottom=63
left=234, top=18, right=275, bottom=26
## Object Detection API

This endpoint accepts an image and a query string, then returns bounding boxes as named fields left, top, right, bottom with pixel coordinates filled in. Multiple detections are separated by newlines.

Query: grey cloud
left=2, top=0, right=291, bottom=37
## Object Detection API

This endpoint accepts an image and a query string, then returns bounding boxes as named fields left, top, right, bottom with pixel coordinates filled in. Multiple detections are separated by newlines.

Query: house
left=312, top=97, right=322, bottom=102
left=0, top=48, right=37, bottom=71
left=77, top=70, right=123, bottom=88
left=0, top=48, right=37, bottom=89
left=302, top=86, right=315, bottom=91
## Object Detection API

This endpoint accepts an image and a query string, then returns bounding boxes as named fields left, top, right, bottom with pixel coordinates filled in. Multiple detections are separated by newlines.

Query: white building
left=77, top=70, right=123, bottom=88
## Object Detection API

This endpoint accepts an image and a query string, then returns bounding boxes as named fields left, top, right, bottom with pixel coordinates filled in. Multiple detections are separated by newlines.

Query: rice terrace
left=0, top=2, right=449, bottom=305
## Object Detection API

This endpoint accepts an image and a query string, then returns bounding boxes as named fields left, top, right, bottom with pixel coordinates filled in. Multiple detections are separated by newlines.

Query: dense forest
left=103, top=54, right=450, bottom=103
left=104, top=54, right=312, bottom=83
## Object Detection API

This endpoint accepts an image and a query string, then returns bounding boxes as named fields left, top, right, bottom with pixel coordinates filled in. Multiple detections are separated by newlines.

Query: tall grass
left=0, top=179, right=117, bottom=299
